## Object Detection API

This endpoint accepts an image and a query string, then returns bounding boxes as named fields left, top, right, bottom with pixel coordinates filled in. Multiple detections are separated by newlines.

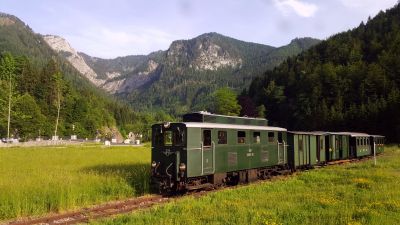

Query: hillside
left=46, top=32, right=319, bottom=114
left=0, top=13, right=150, bottom=140
left=247, top=4, right=400, bottom=141
left=127, top=34, right=319, bottom=114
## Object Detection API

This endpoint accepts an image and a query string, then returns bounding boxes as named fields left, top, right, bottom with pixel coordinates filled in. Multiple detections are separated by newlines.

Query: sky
left=1, top=0, right=398, bottom=58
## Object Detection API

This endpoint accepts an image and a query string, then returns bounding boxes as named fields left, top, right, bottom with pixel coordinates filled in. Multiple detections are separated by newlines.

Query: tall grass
left=93, top=146, right=400, bottom=225
left=0, top=145, right=150, bottom=221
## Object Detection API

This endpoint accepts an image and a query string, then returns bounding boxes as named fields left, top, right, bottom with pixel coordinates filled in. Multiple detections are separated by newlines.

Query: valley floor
left=1, top=145, right=399, bottom=225
left=0, top=144, right=150, bottom=221
left=92, top=146, right=400, bottom=225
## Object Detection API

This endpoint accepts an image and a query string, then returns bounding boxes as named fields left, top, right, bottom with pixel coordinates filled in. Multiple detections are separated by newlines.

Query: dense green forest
left=245, top=4, right=400, bottom=142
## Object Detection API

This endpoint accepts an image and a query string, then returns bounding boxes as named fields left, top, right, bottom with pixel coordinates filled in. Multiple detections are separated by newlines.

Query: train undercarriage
left=151, top=164, right=292, bottom=195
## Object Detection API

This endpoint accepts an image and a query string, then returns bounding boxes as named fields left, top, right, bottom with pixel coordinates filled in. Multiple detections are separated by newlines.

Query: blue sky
left=1, top=0, right=398, bottom=58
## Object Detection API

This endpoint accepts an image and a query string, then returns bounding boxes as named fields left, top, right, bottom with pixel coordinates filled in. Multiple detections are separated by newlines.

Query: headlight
left=151, top=161, right=157, bottom=168
left=179, top=163, right=186, bottom=172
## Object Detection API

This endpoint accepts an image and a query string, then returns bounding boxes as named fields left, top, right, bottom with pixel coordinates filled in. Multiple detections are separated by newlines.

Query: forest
left=243, top=4, right=400, bottom=142
left=0, top=53, right=172, bottom=141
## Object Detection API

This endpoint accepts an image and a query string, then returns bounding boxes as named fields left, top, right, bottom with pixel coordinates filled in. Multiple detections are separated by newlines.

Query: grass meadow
left=93, top=146, right=400, bottom=225
left=0, top=144, right=150, bottom=221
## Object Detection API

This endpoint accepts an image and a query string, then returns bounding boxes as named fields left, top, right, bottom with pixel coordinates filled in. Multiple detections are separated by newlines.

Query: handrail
left=283, top=140, right=287, bottom=164
left=277, top=141, right=280, bottom=164
left=201, top=142, right=203, bottom=175
left=212, top=141, right=215, bottom=173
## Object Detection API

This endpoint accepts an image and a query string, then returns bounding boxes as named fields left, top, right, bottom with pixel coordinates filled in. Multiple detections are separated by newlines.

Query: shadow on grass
left=81, top=163, right=150, bottom=195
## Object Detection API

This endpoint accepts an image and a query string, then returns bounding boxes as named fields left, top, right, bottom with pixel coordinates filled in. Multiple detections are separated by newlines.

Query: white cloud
left=273, top=0, right=318, bottom=17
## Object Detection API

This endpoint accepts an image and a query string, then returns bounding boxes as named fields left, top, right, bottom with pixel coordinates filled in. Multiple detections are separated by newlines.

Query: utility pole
left=373, top=141, right=376, bottom=166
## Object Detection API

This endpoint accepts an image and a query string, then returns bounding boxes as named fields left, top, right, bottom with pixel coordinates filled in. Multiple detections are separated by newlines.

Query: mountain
left=45, top=32, right=320, bottom=113
left=246, top=3, right=400, bottom=142
left=0, top=13, right=151, bottom=140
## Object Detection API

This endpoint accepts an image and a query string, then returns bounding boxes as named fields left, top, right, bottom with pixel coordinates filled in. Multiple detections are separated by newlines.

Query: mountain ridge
left=45, top=32, right=320, bottom=105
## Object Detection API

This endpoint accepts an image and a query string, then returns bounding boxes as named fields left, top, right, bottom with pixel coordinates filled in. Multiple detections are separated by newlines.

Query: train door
left=325, top=135, right=331, bottom=161
left=251, top=131, right=261, bottom=168
left=349, top=137, right=354, bottom=158
left=338, top=136, right=343, bottom=159
left=277, top=132, right=285, bottom=164
left=201, top=129, right=214, bottom=174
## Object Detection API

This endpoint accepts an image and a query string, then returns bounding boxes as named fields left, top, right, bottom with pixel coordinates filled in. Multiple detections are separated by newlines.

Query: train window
left=154, top=127, right=163, bottom=146
left=363, top=138, right=366, bottom=145
left=173, top=127, right=184, bottom=146
left=320, top=138, right=324, bottom=150
left=203, top=130, right=211, bottom=147
left=218, top=131, right=227, bottom=144
left=278, top=132, right=283, bottom=143
left=164, top=131, right=172, bottom=146
left=357, top=139, right=360, bottom=146
left=253, top=132, right=261, bottom=143
left=238, top=131, right=246, bottom=144
left=268, top=132, right=275, bottom=142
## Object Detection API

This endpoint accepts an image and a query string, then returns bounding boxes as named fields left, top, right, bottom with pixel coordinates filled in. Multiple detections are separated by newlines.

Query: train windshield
left=153, top=125, right=185, bottom=147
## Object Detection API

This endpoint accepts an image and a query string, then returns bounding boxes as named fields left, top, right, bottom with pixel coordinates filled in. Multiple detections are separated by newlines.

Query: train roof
left=183, top=111, right=268, bottom=126
left=370, top=135, right=385, bottom=138
left=288, top=131, right=327, bottom=135
left=183, top=122, right=286, bottom=131
left=328, top=132, right=371, bottom=137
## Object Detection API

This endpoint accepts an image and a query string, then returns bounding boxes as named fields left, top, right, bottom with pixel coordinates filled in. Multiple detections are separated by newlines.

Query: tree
left=256, top=105, right=266, bottom=118
left=238, top=95, right=257, bottom=117
left=12, top=93, right=46, bottom=140
left=53, top=71, right=64, bottom=139
left=0, top=53, right=16, bottom=140
left=212, top=87, right=241, bottom=116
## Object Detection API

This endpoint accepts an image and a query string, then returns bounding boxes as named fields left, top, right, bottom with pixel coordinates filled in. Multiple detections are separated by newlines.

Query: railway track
left=3, top=195, right=170, bottom=225
left=2, top=155, right=376, bottom=225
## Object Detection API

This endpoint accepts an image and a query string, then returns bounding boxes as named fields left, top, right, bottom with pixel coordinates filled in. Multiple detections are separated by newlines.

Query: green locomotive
left=151, top=112, right=385, bottom=193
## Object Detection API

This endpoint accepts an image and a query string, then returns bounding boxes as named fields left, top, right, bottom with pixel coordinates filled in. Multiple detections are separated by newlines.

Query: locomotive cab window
left=164, top=131, right=172, bottom=146
left=268, top=132, right=275, bottom=143
left=203, top=130, right=212, bottom=147
left=238, top=131, right=246, bottom=144
left=253, top=132, right=260, bottom=143
left=218, top=131, right=227, bottom=144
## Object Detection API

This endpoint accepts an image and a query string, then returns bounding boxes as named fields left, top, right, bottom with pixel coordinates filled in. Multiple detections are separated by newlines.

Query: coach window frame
left=218, top=130, right=227, bottom=145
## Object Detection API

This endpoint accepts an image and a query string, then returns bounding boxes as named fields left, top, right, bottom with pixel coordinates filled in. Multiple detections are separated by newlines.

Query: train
left=150, top=112, right=385, bottom=193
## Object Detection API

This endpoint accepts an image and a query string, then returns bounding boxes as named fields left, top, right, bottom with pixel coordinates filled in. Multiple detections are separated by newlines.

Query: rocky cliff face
left=43, top=35, right=106, bottom=87
left=167, top=35, right=242, bottom=71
